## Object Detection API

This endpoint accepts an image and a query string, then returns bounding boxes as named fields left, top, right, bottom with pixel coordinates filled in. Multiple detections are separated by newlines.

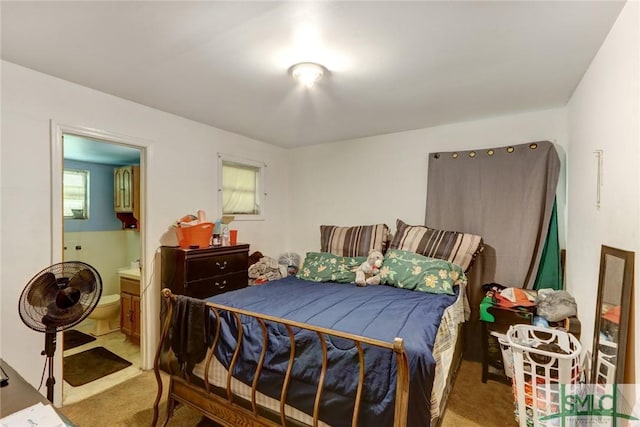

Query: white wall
left=566, top=0, right=640, bottom=379
left=288, top=108, right=568, bottom=258
left=0, top=61, right=290, bottom=404
left=64, top=230, right=140, bottom=296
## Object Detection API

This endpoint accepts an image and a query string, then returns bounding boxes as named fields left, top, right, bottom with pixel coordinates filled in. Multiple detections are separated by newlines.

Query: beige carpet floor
left=59, top=360, right=516, bottom=426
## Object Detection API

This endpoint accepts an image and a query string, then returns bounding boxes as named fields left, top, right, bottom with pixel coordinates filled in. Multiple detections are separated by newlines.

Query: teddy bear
left=355, top=250, right=384, bottom=287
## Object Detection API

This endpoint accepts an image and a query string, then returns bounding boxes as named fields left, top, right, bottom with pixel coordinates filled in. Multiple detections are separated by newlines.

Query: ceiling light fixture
left=289, top=62, right=327, bottom=88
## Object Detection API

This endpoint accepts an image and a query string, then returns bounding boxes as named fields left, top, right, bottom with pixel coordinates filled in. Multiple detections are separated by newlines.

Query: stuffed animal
left=355, top=250, right=384, bottom=287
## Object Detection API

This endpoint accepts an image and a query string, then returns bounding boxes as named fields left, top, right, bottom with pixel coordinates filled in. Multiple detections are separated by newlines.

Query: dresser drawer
left=161, top=244, right=250, bottom=299
left=185, top=271, right=248, bottom=299
left=186, top=253, right=247, bottom=281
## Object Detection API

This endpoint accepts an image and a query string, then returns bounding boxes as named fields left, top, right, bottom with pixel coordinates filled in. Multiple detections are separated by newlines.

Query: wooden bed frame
left=152, top=288, right=412, bottom=427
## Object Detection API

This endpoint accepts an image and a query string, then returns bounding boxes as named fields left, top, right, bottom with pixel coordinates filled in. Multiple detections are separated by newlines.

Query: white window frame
left=217, top=153, right=266, bottom=221
left=63, top=168, right=89, bottom=219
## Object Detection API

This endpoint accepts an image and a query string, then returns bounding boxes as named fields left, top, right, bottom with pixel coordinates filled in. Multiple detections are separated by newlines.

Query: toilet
left=88, top=294, right=121, bottom=336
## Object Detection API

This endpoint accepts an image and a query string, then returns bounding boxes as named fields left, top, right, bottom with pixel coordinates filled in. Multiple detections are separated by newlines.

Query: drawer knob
left=216, top=280, right=227, bottom=289
left=216, top=261, right=228, bottom=270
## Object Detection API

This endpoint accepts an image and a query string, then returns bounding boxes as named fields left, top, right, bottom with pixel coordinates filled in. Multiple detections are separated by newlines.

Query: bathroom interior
left=62, top=134, right=142, bottom=404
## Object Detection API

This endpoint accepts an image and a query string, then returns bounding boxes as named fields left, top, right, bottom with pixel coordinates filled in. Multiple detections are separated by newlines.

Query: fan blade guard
left=19, top=261, right=103, bottom=332
left=26, top=271, right=58, bottom=307
left=68, top=268, right=96, bottom=294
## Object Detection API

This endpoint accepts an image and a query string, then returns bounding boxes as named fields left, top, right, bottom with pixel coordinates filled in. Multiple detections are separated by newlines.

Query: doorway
left=52, top=123, right=147, bottom=405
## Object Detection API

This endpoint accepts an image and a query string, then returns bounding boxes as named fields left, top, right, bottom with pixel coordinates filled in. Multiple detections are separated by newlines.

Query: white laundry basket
left=490, top=331, right=514, bottom=379
left=506, top=325, right=582, bottom=427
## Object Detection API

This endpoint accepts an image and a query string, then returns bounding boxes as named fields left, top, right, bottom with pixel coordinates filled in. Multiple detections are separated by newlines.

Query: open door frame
left=50, top=121, right=152, bottom=406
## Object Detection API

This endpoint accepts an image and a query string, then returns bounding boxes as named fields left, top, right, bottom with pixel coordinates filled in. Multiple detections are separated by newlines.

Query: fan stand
left=19, top=261, right=103, bottom=404
left=43, top=327, right=57, bottom=402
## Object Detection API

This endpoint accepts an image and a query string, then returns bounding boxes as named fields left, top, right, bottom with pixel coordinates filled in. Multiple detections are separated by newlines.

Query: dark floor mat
left=63, top=346, right=132, bottom=387
left=64, top=329, right=96, bottom=350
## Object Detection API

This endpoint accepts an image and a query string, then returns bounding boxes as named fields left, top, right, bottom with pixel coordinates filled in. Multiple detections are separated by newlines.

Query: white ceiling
left=1, top=1, right=625, bottom=148
left=63, top=134, right=140, bottom=165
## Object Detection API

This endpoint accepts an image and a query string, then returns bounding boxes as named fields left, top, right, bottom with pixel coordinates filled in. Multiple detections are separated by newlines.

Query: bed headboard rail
left=153, top=288, right=410, bottom=427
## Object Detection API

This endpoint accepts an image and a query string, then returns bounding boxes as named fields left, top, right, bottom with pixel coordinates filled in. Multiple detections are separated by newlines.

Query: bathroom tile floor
left=62, top=319, right=141, bottom=406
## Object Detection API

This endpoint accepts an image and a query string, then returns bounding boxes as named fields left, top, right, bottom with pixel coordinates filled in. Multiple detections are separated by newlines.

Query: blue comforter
left=207, top=276, right=458, bottom=426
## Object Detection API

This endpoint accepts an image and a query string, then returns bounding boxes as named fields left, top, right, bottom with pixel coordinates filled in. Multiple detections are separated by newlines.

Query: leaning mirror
left=591, top=245, right=634, bottom=385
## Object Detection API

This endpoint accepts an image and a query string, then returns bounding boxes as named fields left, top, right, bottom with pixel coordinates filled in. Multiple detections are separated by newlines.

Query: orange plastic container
left=175, top=222, right=213, bottom=249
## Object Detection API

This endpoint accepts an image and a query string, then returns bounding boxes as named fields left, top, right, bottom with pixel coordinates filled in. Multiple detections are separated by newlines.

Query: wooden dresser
left=161, top=244, right=250, bottom=299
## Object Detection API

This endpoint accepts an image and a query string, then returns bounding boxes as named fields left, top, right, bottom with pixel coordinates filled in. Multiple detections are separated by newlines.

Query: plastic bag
left=535, top=290, right=577, bottom=322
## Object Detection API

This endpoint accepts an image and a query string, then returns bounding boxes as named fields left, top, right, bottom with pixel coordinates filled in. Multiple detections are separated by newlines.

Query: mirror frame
left=591, top=245, right=634, bottom=385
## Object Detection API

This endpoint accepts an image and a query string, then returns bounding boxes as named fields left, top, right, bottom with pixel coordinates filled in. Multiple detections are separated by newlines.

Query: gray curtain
left=426, top=141, right=560, bottom=358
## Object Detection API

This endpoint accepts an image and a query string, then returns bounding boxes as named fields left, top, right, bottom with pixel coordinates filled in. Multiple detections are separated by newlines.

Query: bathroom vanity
left=118, top=268, right=141, bottom=344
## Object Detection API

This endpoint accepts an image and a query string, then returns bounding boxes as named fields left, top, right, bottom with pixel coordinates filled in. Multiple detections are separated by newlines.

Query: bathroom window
left=64, top=169, right=89, bottom=219
left=217, top=154, right=265, bottom=220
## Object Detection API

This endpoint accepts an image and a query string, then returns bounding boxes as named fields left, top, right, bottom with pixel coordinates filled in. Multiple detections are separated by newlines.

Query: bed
left=152, top=221, right=482, bottom=427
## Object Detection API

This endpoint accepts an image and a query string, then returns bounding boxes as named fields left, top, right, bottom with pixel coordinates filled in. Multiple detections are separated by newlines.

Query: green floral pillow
left=296, top=252, right=366, bottom=283
left=380, top=249, right=466, bottom=295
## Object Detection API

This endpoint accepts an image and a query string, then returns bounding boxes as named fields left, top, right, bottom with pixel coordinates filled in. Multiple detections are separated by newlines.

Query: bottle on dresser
left=212, top=221, right=222, bottom=246
left=221, top=224, right=230, bottom=246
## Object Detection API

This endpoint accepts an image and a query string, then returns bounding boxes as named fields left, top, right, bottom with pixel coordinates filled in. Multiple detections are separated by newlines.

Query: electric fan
left=278, top=252, right=301, bottom=275
left=278, top=252, right=300, bottom=267
left=18, top=261, right=102, bottom=402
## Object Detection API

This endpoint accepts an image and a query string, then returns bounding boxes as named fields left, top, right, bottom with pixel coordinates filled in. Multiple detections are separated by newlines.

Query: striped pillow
left=320, top=224, right=390, bottom=257
left=389, top=219, right=483, bottom=272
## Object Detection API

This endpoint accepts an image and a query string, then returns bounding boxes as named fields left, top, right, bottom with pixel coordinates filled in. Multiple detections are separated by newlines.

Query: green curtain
left=534, top=199, right=562, bottom=290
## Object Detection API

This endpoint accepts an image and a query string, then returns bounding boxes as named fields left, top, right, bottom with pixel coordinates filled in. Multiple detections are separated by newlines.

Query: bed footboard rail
left=153, top=288, right=410, bottom=427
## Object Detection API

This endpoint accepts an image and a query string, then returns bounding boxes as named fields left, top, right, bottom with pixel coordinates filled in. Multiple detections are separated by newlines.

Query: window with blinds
left=218, top=155, right=265, bottom=220
left=64, top=169, right=89, bottom=219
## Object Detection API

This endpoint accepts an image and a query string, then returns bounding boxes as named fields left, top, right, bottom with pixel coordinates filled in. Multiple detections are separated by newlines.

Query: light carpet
left=60, top=360, right=516, bottom=426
